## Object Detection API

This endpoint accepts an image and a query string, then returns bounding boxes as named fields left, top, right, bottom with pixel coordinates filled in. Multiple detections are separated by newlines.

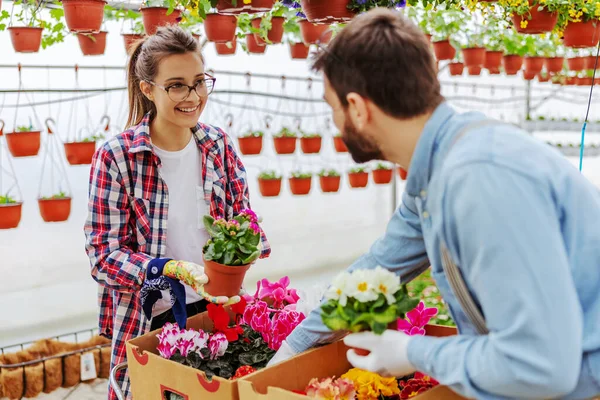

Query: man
left=268, top=8, right=600, bottom=400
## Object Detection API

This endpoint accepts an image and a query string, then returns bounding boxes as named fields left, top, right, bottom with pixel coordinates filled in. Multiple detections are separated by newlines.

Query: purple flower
left=208, top=333, right=228, bottom=360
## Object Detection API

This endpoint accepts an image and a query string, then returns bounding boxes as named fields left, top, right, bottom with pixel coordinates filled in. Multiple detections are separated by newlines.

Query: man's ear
left=346, top=93, right=369, bottom=130
left=140, top=81, right=154, bottom=101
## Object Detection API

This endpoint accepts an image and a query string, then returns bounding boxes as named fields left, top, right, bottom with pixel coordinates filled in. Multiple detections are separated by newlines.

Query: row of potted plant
left=237, top=129, right=348, bottom=155
left=255, top=165, right=408, bottom=197
left=0, top=191, right=72, bottom=229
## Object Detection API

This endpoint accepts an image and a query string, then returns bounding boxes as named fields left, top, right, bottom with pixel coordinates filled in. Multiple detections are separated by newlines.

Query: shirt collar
left=405, top=101, right=456, bottom=197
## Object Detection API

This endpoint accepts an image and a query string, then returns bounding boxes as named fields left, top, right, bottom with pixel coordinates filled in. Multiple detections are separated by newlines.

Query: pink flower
left=249, top=222, right=260, bottom=235
left=334, top=378, right=356, bottom=400
left=208, top=332, right=229, bottom=360
left=239, top=209, right=258, bottom=223
left=268, top=309, right=306, bottom=351
left=156, top=324, right=209, bottom=359
left=254, top=277, right=300, bottom=308
left=305, top=377, right=356, bottom=400
left=397, top=301, right=438, bottom=336
left=243, top=300, right=271, bottom=334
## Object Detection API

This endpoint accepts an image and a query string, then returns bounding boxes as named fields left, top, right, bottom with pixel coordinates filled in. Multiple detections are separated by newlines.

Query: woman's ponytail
left=126, top=37, right=155, bottom=128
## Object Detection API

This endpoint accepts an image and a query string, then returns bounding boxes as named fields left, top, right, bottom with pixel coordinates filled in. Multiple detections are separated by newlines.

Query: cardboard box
left=127, top=312, right=241, bottom=400
left=239, top=325, right=468, bottom=400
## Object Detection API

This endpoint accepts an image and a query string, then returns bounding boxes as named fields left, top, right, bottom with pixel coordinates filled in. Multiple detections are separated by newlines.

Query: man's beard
left=343, top=117, right=385, bottom=164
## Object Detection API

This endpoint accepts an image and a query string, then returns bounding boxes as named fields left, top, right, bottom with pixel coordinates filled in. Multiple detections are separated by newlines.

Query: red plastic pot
left=289, top=177, right=312, bottom=195
left=563, top=20, right=600, bottom=48
left=568, top=57, right=586, bottom=71
left=122, top=33, right=144, bottom=54
left=484, top=51, right=503, bottom=70
left=300, top=0, right=355, bottom=24
left=523, top=70, right=536, bottom=80
left=545, top=57, right=564, bottom=73
left=524, top=56, right=544, bottom=74
left=6, top=131, right=41, bottom=157
left=215, top=41, right=237, bottom=55
left=38, top=197, right=72, bottom=222
left=468, top=65, right=482, bottom=76
left=398, top=167, right=408, bottom=180
left=64, top=141, right=96, bottom=165
left=503, top=55, right=523, bottom=75
left=8, top=27, right=42, bottom=53
left=140, top=7, right=181, bottom=36
left=538, top=74, right=550, bottom=83
left=258, top=178, right=282, bottom=197
left=300, top=137, right=322, bottom=154
left=62, top=0, right=106, bottom=33
left=333, top=136, right=347, bottom=152
left=512, top=5, right=557, bottom=34
left=77, top=31, right=107, bottom=56
left=488, top=67, right=501, bottom=75
left=585, top=56, right=599, bottom=70
left=372, top=169, right=392, bottom=184
left=319, top=176, right=341, bottom=193
left=462, top=47, right=486, bottom=67
left=348, top=172, right=368, bottom=188
left=577, top=77, right=594, bottom=86
left=299, top=20, right=331, bottom=45
left=251, top=16, right=284, bottom=44
left=246, top=34, right=267, bottom=54
left=432, top=40, right=456, bottom=61
left=290, top=42, right=310, bottom=59
left=216, top=0, right=276, bottom=14
left=273, top=137, right=297, bottom=154
left=0, top=203, right=22, bottom=229
left=204, top=13, right=236, bottom=43
left=449, top=62, right=464, bottom=76
left=237, top=136, right=262, bottom=155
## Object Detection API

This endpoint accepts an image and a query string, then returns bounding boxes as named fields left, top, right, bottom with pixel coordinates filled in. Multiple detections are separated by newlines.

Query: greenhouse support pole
left=525, top=80, right=532, bottom=124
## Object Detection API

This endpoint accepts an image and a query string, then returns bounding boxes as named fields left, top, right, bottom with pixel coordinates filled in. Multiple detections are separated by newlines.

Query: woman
left=84, top=26, right=270, bottom=400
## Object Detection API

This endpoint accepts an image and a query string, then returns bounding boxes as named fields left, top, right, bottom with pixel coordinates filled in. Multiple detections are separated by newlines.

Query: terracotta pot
left=488, top=67, right=501, bottom=75
left=578, top=77, right=594, bottom=86
left=524, top=56, right=544, bottom=74
left=538, top=74, right=550, bottom=83
left=204, top=14, right=236, bottom=43
left=512, top=5, right=557, bottom=34
left=566, top=76, right=577, bottom=85
left=8, top=27, right=42, bottom=53
left=348, top=172, right=368, bottom=188
left=563, top=20, right=600, bottom=48
left=289, top=177, right=312, bottom=195
left=333, top=136, right=348, bottom=152
left=140, top=7, right=181, bottom=36
left=237, top=136, right=263, bottom=155
left=62, top=0, right=106, bottom=33
left=38, top=198, right=71, bottom=222
left=425, top=34, right=432, bottom=43
left=246, top=34, right=267, bottom=54
left=584, top=55, right=598, bottom=70
left=64, top=141, right=96, bottom=165
left=523, top=70, right=536, bottom=80
left=545, top=57, right=564, bottom=73
left=300, top=0, right=355, bottom=24
left=251, top=16, right=284, bottom=44
left=432, top=40, right=456, bottom=61
left=0, top=203, right=22, bottom=229
left=299, top=20, right=332, bottom=45
left=300, top=137, right=322, bottom=154
left=77, top=31, right=107, bottom=56
left=215, top=41, right=237, bottom=55
left=203, top=257, right=251, bottom=298
left=319, top=176, right=341, bottom=193
left=372, top=169, right=392, bottom=184
left=290, top=42, right=310, bottom=59
left=122, top=33, right=144, bottom=54
left=216, top=0, right=276, bottom=14
left=462, top=47, right=486, bottom=67
left=6, top=131, right=41, bottom=157
left=398, top=167, right=408, bottom=180
left=258, top=178, right=282, bottom=197
left=449, top=62, right=464, bottom=76
left=484, top=51, right=503, bottom=70
left=467, top=65, right=482, bottom=76
left=568, top=57, right=586, bottom=71
left=503, top=55, right=523, bottom=75
left=273, top=137, right=297, bottom=154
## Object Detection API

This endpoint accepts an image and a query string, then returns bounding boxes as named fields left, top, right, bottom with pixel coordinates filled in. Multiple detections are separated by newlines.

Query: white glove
left=267, top=340, right=297, bottom=367
left=344, top=330, right=416, bottom=378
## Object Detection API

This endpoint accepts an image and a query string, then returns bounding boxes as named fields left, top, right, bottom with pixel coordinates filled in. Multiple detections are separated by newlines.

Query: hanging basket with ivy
left=0, top=200, right=23, bottom=229
left=216, top=0, right=276, bottom=14
left=502, top=0, right=559, bottom=34
left=215, top=40, right=237, bottom=55
left=318, top=169, right=341, bottom=193
left=62, top=0, right=107, bottom=33
left=77, top=31, right=107, bottom=56
left=140, top=6, right=182, bottom=35
left=38, top=194, right=72, bottom=222
left=204, top=13, right=236, bottom=42
left=257, top=171, right=282, bottom=197
left=300, top=0, right=354, bottom=24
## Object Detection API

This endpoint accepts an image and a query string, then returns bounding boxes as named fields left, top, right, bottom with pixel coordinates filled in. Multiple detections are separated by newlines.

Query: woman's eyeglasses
left=147, top=73, right=216, bottom=102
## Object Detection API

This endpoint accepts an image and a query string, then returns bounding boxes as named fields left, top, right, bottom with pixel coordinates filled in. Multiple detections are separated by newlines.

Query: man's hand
left=267, top=341, right=297, bottom=367
left=344, top=330, right=416, bottom=378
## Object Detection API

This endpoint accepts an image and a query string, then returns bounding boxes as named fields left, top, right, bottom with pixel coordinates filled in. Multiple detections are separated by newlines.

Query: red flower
left=292, top=390, right=307, bottom=396
left=207, top=303, right=243, bottom=342
left=232, top=365, right=256, bottom=379
left=231, top=297, right=248, bottom=317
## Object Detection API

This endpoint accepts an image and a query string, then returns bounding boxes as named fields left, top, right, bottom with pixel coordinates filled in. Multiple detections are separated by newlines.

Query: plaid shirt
left=84, top=114, right=270, bottom=400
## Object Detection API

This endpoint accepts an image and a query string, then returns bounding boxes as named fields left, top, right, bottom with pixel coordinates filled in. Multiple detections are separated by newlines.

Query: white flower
left=346, top=269, right=379, bottom=303
left=325, top=272, right=350, bottom=306
left=371, top=266, right=401, bottom=305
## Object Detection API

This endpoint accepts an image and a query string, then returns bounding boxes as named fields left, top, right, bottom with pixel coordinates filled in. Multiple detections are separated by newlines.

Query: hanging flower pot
left=449, top=62, right=464, bottom=76
left=348, top=170, right=368, bottom=188
left=300, top=0, right=355, bottom=24
left=62, top=0, right=106, bottom=33
left=300, top=135, right=322, bottom=154
left=246, top=34, right=267, bottom=54
left=503, top=55, right=523, bottom=75
left=523, top=70, right=536, bottom=80
left=545, top=56, right=564, bottom=73
left=8, top=27, right=43, bottom=53
left=524, top=56, right=544, bottom=74
left=578, top=77, right=594, bottom=86
left=566, top=76, right=577, bottom=85
left=319, top=172, right=341, bottom=193
left=484, top=51, right=503, bottom=70
left=273, top=137, right=297, bottom=154
left=299, top=20, right=332, bottom=45
left=251, top=16, right=284, bottom=44
left=38, top=196, right=71, bottom=222
left=6, top=130, right=41, bottom=157
left=0, top=202, right=22, bottom=229
left=203, top=256, right=251, bottom=297
left=204, top=13, right=236, bottom=43
left=568, top=57, right=586, bottom=71
left=398, top=167, right=407, bottom=180
left=289, top=176, right=312, bottom=195
left=140, top=7, right=182, bottom=36
left=372, top=167, right=393, bottom=184
left=216, top=0, right=276, bottom=14
left=215, top=41, right=237, bottom=55
left=122, top=33, right=144, bottom=54
left=488, top=67, right=501, bottom=75
left=333, top=135, right=347, bottom=152
left=257, top=173, right=282, bottom=197
left=289, top=42, right=310, bottom=59
left=467, top=65, right=482, bottom=76
left=563, top=20, right=600, bottom=48
left=237, top=134, right=263, bottom=155
left=512, top=5, right=557, bottom=34
left=538, top=73, right=550, bottom=83
left=64, top=141, right=96, bottom=165
left=432, top=40, right=456, bottom=61
left=462, top=47, right=486, bottom=67
left=585, top=55, right=598, bottom=70
left=77, top=31, right=107, bottom=56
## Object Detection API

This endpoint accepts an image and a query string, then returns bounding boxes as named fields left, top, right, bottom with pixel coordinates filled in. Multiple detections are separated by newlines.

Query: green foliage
left=301, top=131, right=321, bottom=138
left=241, top=130, right=264, bottom=138
left=348, top=166, right=367, bottom=174
left=318, top=169, right=340, bottom=177
left=40, top=191, right=68, bottom=200
left=81, top=133, right=105, bottom=143
left=258, top=170, right=282, bottom=180
left=290, top=171, right=312, bottom=179
left=202, top=213, right=261, bottom=266
left=274, top=127, right=297, bottom=138
left=0, top=195, right=17, bottom=204
left=406, top=269, right=454, bottom=327
left=374, top=163, right=392, bottom=170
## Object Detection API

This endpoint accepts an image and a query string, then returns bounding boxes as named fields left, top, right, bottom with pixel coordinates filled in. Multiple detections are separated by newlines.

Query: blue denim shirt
left=286, top=102, right=600, bottom=399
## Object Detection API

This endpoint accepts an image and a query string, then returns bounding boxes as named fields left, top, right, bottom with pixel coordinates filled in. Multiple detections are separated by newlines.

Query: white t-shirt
left=151, top=135, right=210, bottom=317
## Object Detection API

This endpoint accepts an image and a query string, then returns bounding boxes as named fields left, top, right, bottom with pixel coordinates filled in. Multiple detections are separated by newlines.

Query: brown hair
left=312, top=8, right=443, bottom=119
left=126, top=25, right=202, bottom=128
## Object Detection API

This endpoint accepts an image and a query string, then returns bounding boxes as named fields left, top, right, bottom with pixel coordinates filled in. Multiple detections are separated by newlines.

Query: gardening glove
left=344, top=330, right=416, bottom=378
left=266, top=340, right=297, bottom=367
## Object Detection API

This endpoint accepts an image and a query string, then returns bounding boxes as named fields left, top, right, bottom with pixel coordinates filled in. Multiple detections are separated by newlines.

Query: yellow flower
left=521, top=20, right=529, bottom=29
left=341, top=369, right=400, bottom=400
left=244, top=0, right=251, bottom=3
